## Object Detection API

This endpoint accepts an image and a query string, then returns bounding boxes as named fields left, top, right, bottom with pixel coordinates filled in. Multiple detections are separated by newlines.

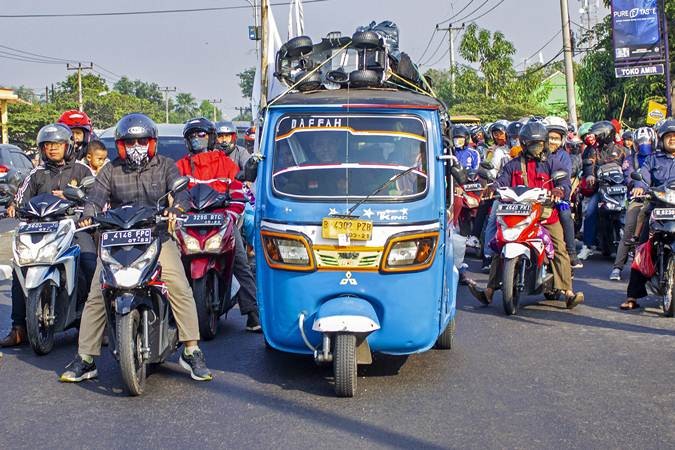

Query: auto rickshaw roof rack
left=273, top=21, right=437, bottom=100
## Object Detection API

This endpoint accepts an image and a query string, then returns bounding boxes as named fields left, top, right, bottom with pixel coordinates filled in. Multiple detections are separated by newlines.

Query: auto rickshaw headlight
left=260, top=230, right=315, bottom=271
left=381, top=232, right=439, bottom=273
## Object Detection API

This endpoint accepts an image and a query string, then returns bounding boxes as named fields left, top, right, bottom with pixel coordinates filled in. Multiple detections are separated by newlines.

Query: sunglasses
left=123, top=138, right=150, bottom=146
left=190, top=131, right=208, bottom=138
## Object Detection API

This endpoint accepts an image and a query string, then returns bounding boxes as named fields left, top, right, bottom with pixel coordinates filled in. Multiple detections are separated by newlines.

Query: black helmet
left=657, top=118, right=675, bottom=152
left=37, top=123, right=75, bottom=161
left=451, top=125, right=470, bottom=140
left=621, top=130, right=634, bottom=142
left=114, top=113, right=158, bottom=168
left=519, top=121, right=548, bottom=160
left=489, top=121, right=507, bottom=136
left=506, top=121, right=523, bottom=148
left=588, top=120, right=616, bottom=146
left=183, top=117, right=216, bottom=153
left=469, top=125, right=486, bottom=142
left=214, top=120, right=238, bottom=154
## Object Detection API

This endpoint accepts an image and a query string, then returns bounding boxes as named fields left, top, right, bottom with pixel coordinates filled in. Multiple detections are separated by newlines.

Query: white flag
left=288, top=0, right=305, bottom=40
left=251, top=0, right=284, bottom=122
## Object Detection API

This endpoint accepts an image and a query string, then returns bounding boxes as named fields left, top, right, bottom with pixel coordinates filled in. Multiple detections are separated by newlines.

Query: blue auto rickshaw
left=246, top=88, right=460, bottom=396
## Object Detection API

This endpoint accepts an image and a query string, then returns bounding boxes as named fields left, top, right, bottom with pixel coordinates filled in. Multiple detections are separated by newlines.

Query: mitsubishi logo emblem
left=340, top=271, right=358, bottom=286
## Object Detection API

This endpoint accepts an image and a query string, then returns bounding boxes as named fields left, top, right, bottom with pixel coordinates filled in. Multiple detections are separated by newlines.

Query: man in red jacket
left=176, top=118, right=260, bottom=331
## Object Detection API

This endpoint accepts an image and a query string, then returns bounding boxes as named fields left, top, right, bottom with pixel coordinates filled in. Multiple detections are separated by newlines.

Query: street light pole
left=560, top=0, right=579, bottom=125
left=209, top=99, right=223, bottom=122
left=66, top=62, right=93, bottom=112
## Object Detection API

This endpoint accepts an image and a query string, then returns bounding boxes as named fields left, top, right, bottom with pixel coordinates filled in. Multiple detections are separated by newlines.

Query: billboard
left=611, top=0, right=662, bottom=61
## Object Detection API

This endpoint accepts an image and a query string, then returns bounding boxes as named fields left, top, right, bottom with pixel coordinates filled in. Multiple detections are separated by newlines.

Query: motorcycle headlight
left=180, top=233, right=202, bottom=254
left=204, top=233, right=224, bottom=253
left=261, top=230, right=315, bottom=271
left=13, top=222, right=72, bottom=265
left=654, top=190, right=675, bottom=206
left=108, top=241, right=160, bottom=289
left=381, top=231, right=439, bottom=273
left=100, top=246, right=123, bottom=271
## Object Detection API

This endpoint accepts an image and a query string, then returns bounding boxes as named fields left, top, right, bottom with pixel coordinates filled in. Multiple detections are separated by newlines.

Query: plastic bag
left=453, top=232, right=467, bottom=270
left=631, top=240, right=656, bottom=278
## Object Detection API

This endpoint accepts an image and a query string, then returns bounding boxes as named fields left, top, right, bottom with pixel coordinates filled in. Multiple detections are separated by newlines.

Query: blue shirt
left=454, top=146, right=480, bottom=171
left=635, top=152, right=675, bottom=189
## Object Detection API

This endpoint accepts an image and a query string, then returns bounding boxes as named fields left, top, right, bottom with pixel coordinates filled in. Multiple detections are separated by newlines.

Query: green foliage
left=577, top=1, right=674, bottom=126
left=113, top=77, right=163, bottom=106
left=172, top=93, right=198, bottom=123
left=237, top=67, right=256, bottom=99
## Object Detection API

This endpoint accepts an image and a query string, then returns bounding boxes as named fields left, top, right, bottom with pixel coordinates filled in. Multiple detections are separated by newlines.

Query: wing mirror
left=236, top=157, right=260, bottom=183
left=552, top=170, right=568, bottom=183
left=63, top=185, right=86, bottom=202
left=170, top=176, right=190, bottom=193
left=450, top=165, right=468, bottom=185
left=631, top=172, right=644, bottom=182
left=80, top=176, right=96, bottom=190
left=480, top=161, right=494, bottom=170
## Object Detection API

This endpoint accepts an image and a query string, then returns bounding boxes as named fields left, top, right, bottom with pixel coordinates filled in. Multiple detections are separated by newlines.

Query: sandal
left=565, top=292, right=585, bottom=309
left=468, top=284, right=491, bottom=306
left=620, top=299, right=641, bottom=310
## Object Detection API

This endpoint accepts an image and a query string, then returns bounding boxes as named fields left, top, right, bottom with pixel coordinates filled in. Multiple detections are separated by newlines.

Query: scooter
left=174, top=183, right=243, bottom=340
left=596, top=162, right=627, bottom=258
left=631, top=172, right=675, bottom=316
left=13, top=177, right=95, bottom=355
left=457, top=170, right=490, bottom=255
left=94, top=176, right=189, bottom=396
left=493, top=171, right=567, bottom=315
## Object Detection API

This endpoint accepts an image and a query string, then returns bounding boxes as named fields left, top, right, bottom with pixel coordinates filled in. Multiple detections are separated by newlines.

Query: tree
left=172, top=93, right=198, bottom=122
left=237, top=67, right=256, bottom=99
left=576, top=0, right=674, bottom=125
left=198, top=99, right=222, bottom=121
left=113, top=77, right=163, bottom=106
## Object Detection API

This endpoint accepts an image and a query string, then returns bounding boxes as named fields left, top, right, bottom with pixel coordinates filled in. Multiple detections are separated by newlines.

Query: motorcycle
left=493, top=171, right=567, bottom=315
left=173, top=182, right=243, bottom=340
left=13, top=177, right=96, bottom=354
left=457, top=170, right=489, bottom=254
left=631, top=172, right=675, bottom=317
left=93, top=176, right=189, bottom=395
left=596, top=162, right=627, bottom=258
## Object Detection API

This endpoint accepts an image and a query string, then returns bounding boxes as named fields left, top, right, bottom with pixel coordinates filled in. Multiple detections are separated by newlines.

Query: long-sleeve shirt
left=453, top=146, right=480, bottom=171
left=15, top=160, right=91, bottom=207
left=634, top=152, right=675, bottom=190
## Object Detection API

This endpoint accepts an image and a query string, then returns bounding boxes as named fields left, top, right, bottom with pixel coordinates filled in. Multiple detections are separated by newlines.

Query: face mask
left=526, top=142, right=545, bottom=159
left=453, top=137, right=465, bottom=148
left=126, top=144, right=149, bottom=167
left=190, top=136, right=209, bottom=153
left=637, top=143, right=653, bottom=156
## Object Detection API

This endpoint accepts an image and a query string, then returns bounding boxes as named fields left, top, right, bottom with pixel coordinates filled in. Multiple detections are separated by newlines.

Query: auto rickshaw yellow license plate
left=322, top=217, right=373, bottom=241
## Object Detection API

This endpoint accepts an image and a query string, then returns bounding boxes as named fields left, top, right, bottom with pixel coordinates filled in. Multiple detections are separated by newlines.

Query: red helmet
left=58, top=110, right=93, bottom=141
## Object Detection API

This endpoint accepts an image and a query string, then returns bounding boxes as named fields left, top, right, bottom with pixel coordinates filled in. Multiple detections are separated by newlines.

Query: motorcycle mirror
left=552, top=170, right=568, bottom=182
left=480, top=161, right=494, bottom=170
left=478, top=168, right=495, bottom=182
left=237, top=157, right=259, bottom=183
left=170, top=176, right=190, bottom=193
left=63, top=185, right=85, bottom=202
left=0, top=182, right=17, bottom=196
left=630, top=172, right=644, bottom=182
left=450, top=165, right=468, bottom=185
left=80, top=176, right=96, bottom=189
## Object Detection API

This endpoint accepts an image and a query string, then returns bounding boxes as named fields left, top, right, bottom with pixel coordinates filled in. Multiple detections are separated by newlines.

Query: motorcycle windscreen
left=271, top=114, right=429, bottom=200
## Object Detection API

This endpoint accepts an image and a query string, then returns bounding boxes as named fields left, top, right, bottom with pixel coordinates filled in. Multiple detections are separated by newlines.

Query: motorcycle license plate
left=652, top=208, right=675, bottom=220
left=101, top=229, right=153, bottom=247
left=607, top=185, right=627, bottom=195
left=183, top=213, right=225, bottom=227
left=322, top=217, right=373, bottom=241
left=18, top=222, right=58, bottom=234
left=463, top=183, right=483, bottom=192
left=496, top=203, right=531, bottom=216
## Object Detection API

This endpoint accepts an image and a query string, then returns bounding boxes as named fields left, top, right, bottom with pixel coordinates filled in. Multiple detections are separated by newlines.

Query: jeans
left=558, top=207, right=577, bottom=260
left=613, top=201, right=642, bottom=270
left=242, top=203, right=255, bottom=245
left=10, top=232, right=97, bottom=328
left=583, top=192, right=601, bottom=247
left=483, top=200, right=499, bottom=258
left=232, top=227, right=257, bottom=315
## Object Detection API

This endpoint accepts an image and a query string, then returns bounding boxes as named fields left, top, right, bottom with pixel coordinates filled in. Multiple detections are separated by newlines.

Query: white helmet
left=543, top=116, right=568, bottom=137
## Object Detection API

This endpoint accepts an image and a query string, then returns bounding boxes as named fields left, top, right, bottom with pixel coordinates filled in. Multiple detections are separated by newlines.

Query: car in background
left=233, top=120, right=252, bottom=147
left=97, top=123, right=188, bottom=161
left=0, top=144, right=35, bottom=205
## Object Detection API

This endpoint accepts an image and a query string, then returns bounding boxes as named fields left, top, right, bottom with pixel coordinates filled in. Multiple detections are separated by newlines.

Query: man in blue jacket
left=451, top=125, right=480, bottom=171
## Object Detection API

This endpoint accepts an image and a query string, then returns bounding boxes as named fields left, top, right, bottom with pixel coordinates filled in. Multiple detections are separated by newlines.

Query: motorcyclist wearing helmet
left=57, top=110, right=95, bottom=161
left=215, top=121, right=251, bottom=172
left=544, top=116, right=583, bottom=269
left=451, top=125, right=481, bottom=171
left=0, top=124, right=96, bottom=348
left=506, top=121, right=524, bottom=158
left=175, top=118, right=261, bottom=332
left=610, top=127, right=657, bottom=281
left=578, top=120, right=628, bottom=260
left=469, top=125, right=488, bottom=158
left=468, top=121, right=584, bottom=309
left=60, top=113, right=213, bottom=383
left=622, top=130, right=634, bottom=150
left=620, top=118, right=675, bottom=310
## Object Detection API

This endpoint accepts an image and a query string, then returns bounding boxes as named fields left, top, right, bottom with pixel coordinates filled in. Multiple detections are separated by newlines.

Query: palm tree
left=173, top=93, right=198, bottom=121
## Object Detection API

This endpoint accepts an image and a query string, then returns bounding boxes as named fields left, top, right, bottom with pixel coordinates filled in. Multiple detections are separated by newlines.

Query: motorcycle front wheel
left=117, top=310, right=147, bottom=396
left=193, top=272, right=219, bottom=340
left=662, top=258, right=675, bottom=317
left=26, top=283, right=57, bottom=355
left=502, top=258, right=522, bottom=316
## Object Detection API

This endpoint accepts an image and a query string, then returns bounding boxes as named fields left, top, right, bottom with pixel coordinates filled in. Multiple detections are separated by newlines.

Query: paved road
left=1, top=248, right=674, bottom=449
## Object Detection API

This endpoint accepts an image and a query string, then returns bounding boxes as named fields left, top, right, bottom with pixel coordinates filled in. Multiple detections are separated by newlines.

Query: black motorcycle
left=631, top=172, right=675, bottom=316
left=94, top=177, right=189, bottom=395
left=596, top=162, right=627, bottom=258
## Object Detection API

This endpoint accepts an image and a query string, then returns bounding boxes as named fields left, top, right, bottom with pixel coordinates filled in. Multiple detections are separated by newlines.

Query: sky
left=0, top=0, right=608, bottom=119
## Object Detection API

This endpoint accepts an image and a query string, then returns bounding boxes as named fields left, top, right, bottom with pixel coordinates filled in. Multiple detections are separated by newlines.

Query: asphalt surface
left=1, top=231, right=674, bottom=449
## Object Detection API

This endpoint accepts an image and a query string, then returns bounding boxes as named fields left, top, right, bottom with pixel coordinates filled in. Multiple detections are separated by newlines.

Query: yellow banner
left=646, top=100, right=667, bottom=125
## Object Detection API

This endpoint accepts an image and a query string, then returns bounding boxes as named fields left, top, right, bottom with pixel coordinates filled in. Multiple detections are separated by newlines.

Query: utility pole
left=436, top=23, right=464, bottom=94
left=560, top=0, right=578, bottom=125
left=209, top=99, right=223, bottom=122
left=260, top=0, right=269, bottom=109
left=662, top=0, right=672, bottom=116
left=235, top=106, right=252, bottom=120
left=159, top=86, right=176, bottom=123
left=66, top=62, right=93, bottom=112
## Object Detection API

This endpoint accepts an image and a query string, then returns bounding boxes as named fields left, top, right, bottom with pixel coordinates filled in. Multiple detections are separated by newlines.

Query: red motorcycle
left=456, top=171, right=490, bottom=252
left=174, top=183, right=242, bottom=339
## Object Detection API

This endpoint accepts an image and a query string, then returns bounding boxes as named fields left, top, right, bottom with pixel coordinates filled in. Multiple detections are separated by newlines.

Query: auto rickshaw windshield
left=271, top=114, right=429, bottom=200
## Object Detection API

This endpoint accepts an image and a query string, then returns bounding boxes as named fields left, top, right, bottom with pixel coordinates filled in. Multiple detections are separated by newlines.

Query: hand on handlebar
left=631, top=187, right=645, bottom=198
left=6, top=204, right=15, bottom=218
left=551, top=187, right=564, bottom=203
left=585, top=175, right=596, bottom=187
left=163, top=207, right=183, bottom=233
left=78, top=216, right=93, bottom=228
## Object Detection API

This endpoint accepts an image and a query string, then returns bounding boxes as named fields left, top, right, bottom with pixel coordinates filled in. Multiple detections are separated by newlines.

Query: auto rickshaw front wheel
left=333, top=333, right=357, bottom=397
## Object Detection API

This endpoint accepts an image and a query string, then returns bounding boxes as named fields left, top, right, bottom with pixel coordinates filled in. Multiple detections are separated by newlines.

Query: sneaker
left=179, top=349, right=213, bottom=381
left=577, top=245, right=595, bottom=260
left=59, top=355, right=97, bottom=382
left=609, top=268, right=621, bottom=281
left=481, top=256, right=492, bottom=273
left=245, top=311, right=262, bottom=332
left=570, top=257, right=584, bottom=269
left=565, top=292, right=585, bottom=310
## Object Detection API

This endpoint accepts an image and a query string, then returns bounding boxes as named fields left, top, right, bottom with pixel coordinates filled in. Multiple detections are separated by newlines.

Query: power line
left=462, top=0, right=505, bottom=24
left=518, top=29, right=563, bottom=68
left=420, top=30, right=449, bottom=66
left=436, top=0, right=476, bottom=26
left=417, top=29, right=440, bottom=63
left=0, top=0, right=329, bottom=18
left=450, top=0, right=491, bottom=24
